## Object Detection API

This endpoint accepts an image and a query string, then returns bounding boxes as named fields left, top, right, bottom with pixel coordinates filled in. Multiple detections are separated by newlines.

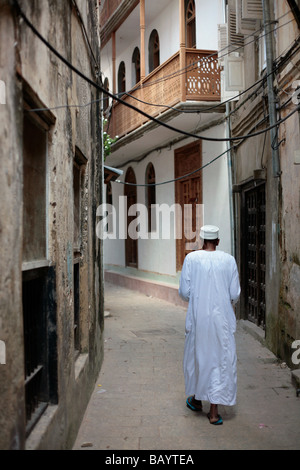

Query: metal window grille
left=22, top=274, right=48, bottom=436
left=73, top=262, right=80, bottom=353
left=22, top=267, right=58, bottom=437
left=245, top=184, right=266, bottom=328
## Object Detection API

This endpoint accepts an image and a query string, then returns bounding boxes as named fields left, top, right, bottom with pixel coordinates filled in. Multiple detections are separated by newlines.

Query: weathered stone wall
left=0, top=0, right=104, bottom=449
left=231, top=0, right=300, bottom=368
left=275, top=1, right=300, bottom=368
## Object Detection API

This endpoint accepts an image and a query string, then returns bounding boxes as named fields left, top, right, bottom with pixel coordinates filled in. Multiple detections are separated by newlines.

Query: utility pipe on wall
left=262, top=0, right=281, bottom=177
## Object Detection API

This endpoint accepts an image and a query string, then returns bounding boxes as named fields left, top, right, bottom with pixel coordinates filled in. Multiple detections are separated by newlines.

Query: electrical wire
left=121, top=33, right=300, bottom=117
left=116, top=84, right=298, bottom=188
left=115, top=97, right=296, bottom=188
left=70, top=0, right=99, bottom=72
left=27, top=33, right=300, bottom=118
left=14, top=0, right=300, bottom=145
left=24, top=4, right=300, bottom=123
left=115, top=146, right=235, bottom=187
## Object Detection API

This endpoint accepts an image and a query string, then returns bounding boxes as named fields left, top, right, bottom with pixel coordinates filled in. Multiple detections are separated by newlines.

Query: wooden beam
left=140, top=0, right=146, bottom=81
left=179, top=0, right=186, bottom=102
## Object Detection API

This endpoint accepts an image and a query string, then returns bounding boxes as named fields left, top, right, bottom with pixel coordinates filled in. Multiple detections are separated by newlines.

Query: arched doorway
left=132, top=47, right=141, bottom=86
left=124, top=167, right=138, bottom=267
left=118, top=61, right=126, bottom=96
left=148, top=29, right=160, bottom=73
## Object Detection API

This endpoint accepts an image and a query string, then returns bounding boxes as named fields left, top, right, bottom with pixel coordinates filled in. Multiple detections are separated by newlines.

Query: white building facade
left=100, top=0, right=235, bottom=296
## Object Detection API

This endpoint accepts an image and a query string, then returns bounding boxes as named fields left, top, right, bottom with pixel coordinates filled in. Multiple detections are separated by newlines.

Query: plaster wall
left=104, top=122, right=232, bottom=276
left=0, top=0, right=104, bottom=450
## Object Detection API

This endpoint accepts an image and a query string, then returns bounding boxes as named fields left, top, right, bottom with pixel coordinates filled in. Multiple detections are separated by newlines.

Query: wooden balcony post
left=140, top=0, right=145, bottom=81
left=112, top=30, right=116, bottom=137
left=179, top=0, right=186, bottom=102
left=140, top=0, right=145, bottom=128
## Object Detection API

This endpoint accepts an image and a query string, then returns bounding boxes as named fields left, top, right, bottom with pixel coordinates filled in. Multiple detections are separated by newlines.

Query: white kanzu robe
left=179, top=250, right=241, bottom=406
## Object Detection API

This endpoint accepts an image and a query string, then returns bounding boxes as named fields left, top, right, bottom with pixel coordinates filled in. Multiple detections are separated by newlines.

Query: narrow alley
left=73, top=283, right=300, bottom=451
left=1, top=0, right=300, bottom=451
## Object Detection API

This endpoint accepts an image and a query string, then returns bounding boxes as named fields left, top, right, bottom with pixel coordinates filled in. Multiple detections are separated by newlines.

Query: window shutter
left=227, top=2, right=244, bottom=52
left=225, top=55, right=245, bottom=91
left=241, top=0, right=263, bottom=19
left=236, top=0, right=260, bottom=35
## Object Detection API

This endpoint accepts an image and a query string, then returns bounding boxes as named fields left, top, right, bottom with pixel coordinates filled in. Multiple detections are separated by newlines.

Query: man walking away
left=179, top=225, right=241, bottom=425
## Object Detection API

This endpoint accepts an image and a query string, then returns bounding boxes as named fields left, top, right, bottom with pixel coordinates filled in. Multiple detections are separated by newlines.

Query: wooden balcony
left=109, top=49, right=220, bottom=140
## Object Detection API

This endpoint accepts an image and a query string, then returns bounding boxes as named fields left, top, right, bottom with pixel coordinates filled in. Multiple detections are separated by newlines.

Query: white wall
left=136, top=150, right=177, bottom=275
left=103, top=121, right=232, bottom=276
left=102, top=0, right=231, bottom=275
left=195, top=0, right=225, bottom=50
left=144, top=1, right=179, bottom=73
left=200, top=123, right=232, bottom=254
left=103, top=175, right=126, bottom=267
left=103, top=149, right=177, bottom=276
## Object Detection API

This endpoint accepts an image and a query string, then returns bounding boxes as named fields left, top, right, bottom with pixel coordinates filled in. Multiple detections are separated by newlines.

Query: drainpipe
left=262, top=0, right=280, bottom=177
left=262, top=0, right=280, bottom=345
left=226, top=103, right=235, bottom=257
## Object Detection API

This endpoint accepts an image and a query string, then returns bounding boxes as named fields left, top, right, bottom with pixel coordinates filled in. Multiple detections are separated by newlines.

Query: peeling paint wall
left=231, top=1, right=300, bottom=367
left=0, top=0, right=104, bottom=449
left=276, top=1, right=300, bottom=367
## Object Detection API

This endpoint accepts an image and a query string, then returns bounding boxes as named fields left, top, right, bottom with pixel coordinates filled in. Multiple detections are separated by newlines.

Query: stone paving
left=73, top=282, right=300, bottom=451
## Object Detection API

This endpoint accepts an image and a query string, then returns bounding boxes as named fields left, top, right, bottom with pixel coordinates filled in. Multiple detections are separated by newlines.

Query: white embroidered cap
left=200, top=225, right=220, bottom=240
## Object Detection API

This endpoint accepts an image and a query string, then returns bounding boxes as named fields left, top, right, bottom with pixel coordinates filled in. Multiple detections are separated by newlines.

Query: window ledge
left=22, top=260, right=50, bottom=272
left=75, top=353, right=89, bottom=381
left=25, top=404, right=58, bottom=450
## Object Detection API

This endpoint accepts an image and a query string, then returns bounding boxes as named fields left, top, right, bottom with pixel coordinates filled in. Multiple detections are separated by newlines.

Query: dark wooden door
left=124, top=167, right=138, bottom=267
left=175, top=142, right=202, bottom=271
left=244, top=184, right=266, bottom=328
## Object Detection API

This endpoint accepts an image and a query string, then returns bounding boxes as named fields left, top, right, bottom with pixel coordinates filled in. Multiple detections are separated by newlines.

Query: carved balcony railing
left=108, top=49, right=220, bottom=140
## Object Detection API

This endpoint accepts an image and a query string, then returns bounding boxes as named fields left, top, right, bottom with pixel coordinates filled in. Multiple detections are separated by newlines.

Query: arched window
left=103, top=77, right=109, bottom=111
left=148, top=30, right=160, bottom=73
left=132, top=47, right=141, bottom=86
left=145, top=163, right=156, bottom=232
left=118, top=61, right=126, bottom=96
left=185, top=0, right=196, bottom=48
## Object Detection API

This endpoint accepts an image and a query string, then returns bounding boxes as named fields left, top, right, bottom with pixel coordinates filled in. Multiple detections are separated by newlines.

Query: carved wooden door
left=244, top=184, right=266, bottom=328
left=175, top=142, right=202, bottom=271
